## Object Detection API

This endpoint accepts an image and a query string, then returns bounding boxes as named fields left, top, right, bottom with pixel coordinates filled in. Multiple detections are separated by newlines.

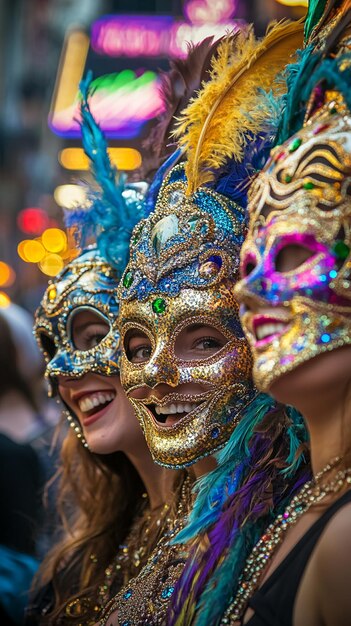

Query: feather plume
left=174, top=20, right=304, bottom=195
left=64, top=71, right=147, bottom=274
left=142, top=36, right=223, bottom=179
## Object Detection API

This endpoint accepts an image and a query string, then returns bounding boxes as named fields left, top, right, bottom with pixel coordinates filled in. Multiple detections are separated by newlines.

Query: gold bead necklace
left=221, top=456, right=351, bottom=624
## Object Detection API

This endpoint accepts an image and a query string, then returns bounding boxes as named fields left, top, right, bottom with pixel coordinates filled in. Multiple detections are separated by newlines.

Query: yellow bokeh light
left=20, top=239, right=46, bottom=263
left=42, top=228, right=67, bottom=253
left=0, top=262, right=15, bottom=287
left=39, top=253, right=64, bottom=276
left=0, top=291, right=11, bottom=308
left=274, top=0, right=307, bottom=5
left=54, top=184, right=87, bottom=208
left=59, top=147, right=142, bottom=171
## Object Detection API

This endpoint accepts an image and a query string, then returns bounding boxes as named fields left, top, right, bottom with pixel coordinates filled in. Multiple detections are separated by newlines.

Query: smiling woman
left=25, top=79, right=184, bottom=625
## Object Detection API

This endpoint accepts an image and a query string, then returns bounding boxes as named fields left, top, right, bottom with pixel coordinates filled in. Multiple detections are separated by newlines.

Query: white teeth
left=78, top=391, right=115, bottom=413
left=154, top=402, right=200, bottom=415
left=256, top=323, right=286, bottom=341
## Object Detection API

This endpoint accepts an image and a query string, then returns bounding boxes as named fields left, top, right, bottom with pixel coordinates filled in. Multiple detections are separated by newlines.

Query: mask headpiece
left=118, top=24, right=304, bottom=467
left=236, top=9, right=351, bottom=391
left=34, top=73, right=148, bottom=441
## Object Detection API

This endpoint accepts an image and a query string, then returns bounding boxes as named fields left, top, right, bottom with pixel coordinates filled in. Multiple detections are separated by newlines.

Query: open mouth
left=252, top=315, right=291, bottom=348
left=77, top=390, right=116, bottom=420
left=143, top=394, right=209, bottom=428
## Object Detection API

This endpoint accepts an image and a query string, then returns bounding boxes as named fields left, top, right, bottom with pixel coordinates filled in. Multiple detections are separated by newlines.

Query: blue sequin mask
left=118, top=165, right=256, bottom=468
left=34, top=247, right=121, bottom=397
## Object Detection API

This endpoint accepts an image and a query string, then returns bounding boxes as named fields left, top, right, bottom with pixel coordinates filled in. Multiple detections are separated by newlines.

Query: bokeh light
left=0, top=262, right=15, bottom=287
left=39, top=253, right=64, bottom=276
left=0, top=291, right=11, bottom=308
left=59, top=147, right=142, bottom=171
left=17, top=208, right=50, bottom=235
left=41, top=228, right=67, bottom=253
left=19, top=240, right=46, bottom=263
left=54, top=184, right=87, bottom=208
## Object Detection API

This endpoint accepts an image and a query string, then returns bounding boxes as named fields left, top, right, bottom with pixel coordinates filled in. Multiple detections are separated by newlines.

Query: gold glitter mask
left=235, top=90, right=351, bottom=391
left=118, top=165, right=256, bottom=468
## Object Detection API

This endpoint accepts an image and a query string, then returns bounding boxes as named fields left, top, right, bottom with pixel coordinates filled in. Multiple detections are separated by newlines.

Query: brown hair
left=33, top=426, right=145, bottom=622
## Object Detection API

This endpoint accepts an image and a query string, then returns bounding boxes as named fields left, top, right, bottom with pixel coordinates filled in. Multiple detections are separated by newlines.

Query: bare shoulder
left=314, top=499, right=351, bottom=625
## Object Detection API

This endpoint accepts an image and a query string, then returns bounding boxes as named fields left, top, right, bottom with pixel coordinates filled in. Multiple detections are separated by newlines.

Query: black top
left=243, top=489, right=351, bottom=626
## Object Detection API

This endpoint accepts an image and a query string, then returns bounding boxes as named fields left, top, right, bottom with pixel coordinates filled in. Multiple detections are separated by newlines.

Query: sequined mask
left=118, top=165, right=256, bottom=468
left=235, top=90, right=351, bottom=391
left=34, top=247, right=121, bottom=396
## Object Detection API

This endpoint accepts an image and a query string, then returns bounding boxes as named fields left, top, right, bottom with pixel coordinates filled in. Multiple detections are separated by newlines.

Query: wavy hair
left=32, top=425, right=146, bottom=623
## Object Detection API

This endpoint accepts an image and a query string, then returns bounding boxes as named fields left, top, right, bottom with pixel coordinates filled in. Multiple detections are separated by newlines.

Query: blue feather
left=64, top=71, right=148, bottom=275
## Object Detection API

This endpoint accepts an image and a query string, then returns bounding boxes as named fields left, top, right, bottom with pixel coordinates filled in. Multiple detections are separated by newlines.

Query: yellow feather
left=174, top=19, right=304, bottom=195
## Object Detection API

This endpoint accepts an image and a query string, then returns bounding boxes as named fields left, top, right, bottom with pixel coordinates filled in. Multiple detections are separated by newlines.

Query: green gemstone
left=132, top=225, right=143, bottom=245
left=288, top=137, right=302, bottom=152
left=333, top=240, right=350, bottom=260
left=285, top=174, right=292, bottom=183
left=303, top=181, right=315, bottom=190
left=123, top=271, right=133, bottom=288
left=152, top=297, right=167, bottom=314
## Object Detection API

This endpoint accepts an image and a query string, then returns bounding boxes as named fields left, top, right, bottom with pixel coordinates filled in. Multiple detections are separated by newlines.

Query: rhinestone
left=333, top=240, right=350, bottom=260
left=123, top=271, right=133, bottom=289
left=48, top=286, right=57, bottom=301
left=288, top=137, right=302, bottom=152
left=151, top=214, right=179, bottom=255
left=152, top=297, right=167, bottom=314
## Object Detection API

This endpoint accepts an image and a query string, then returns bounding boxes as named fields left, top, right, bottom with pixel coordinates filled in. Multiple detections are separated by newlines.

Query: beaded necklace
left=98, top=474, right=194, bottom=626
left=64, top=495, right=172, bottom=624
left=221, top=456, right=351, bottom=625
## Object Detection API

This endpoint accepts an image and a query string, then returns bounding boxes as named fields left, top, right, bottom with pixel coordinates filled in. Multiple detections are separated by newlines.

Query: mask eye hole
left=275, top=243, right=314, bottom=273
left=241, top=252, right=257, bottom=278
left=70, top=308, right=110, bottom=351
left=38, top=331, right=57, bottom=360
left=174, top=323, right=228, bottom=361
left=124, top=329, right=152, bottom=364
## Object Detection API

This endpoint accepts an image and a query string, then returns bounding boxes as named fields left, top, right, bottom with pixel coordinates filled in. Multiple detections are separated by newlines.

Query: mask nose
left=143, top=342, right=180, bottom=388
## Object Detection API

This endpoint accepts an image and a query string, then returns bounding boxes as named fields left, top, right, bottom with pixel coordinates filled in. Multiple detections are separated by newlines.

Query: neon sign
left=49, top=69, right=165, bottom=139
left=91, top=15, right=238, bottom=59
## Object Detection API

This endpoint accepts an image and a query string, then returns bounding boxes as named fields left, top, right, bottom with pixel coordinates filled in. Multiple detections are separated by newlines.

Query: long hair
left=33, top=426, right=145, bottom=623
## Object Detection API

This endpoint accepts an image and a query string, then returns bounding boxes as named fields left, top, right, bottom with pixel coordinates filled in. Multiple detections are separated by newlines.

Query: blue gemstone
left=121, top=622, right=131, bottom=626
left=123, top=589, right=133, bottom=599
left=321, top=333, right=331, bottom=343
left=319, top=274, right=327, bottom=282
left=329, top=270, right=337, bottom=278
left=161, top=585, right=175, bottom=599
left=211, top=427, right=220, bottom=439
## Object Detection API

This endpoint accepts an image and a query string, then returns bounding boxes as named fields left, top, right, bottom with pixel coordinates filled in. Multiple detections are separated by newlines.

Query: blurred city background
left=0, top=0, right=307, bottom=314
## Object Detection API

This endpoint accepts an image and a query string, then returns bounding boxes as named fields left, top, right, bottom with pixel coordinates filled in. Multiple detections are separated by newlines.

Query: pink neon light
left=91, top=15, right=238, bottom=59
left=184, top=0, right=238, bottom=25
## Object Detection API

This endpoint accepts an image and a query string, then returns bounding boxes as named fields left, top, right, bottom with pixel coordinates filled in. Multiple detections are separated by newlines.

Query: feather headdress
left=174, top=20, right=304, bottom=195
left=64, top=71, right=147, bottom=274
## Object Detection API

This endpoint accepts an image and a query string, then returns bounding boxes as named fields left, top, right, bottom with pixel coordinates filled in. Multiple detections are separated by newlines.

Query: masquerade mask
left=236, top=88, right=351, bottom=391
left=34, top=247, right=121, bottom=396
left=118, top=165, right=256, bottom=468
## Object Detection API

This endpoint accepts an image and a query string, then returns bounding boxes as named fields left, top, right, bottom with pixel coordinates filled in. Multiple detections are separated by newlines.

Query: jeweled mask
left=118, top=165, right=256, bottom=468
left=235, top=89, right=351, bottom=391
left=34, top=247, right=121, bottom=396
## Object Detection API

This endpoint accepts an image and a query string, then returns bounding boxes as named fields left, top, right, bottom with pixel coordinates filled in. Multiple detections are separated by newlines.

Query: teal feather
left=304, top=0, right=329, bottom=41
left=64, top=70, right=147, bottom=275
left=173, top=394, right=275, bottom=544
